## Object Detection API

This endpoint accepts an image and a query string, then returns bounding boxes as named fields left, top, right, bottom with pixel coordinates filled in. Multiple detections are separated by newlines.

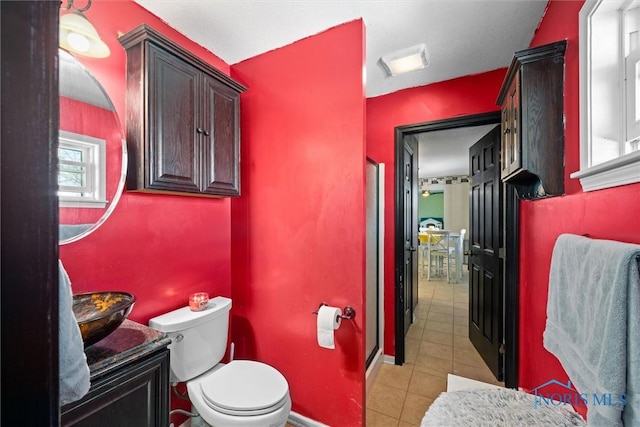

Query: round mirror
left=59, top=49, right=126, bottom=244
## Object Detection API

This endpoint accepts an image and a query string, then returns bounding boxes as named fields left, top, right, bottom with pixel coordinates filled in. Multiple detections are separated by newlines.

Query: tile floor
left=365, top=271, right=504, bottom=426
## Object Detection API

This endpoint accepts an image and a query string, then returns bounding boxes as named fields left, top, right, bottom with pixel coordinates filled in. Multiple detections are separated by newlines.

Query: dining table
left=418, top=229, right=462, bottom=282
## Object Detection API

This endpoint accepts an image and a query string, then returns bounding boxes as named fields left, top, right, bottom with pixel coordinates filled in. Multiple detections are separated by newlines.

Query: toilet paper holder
left=312, top=303, right=356, bottom=320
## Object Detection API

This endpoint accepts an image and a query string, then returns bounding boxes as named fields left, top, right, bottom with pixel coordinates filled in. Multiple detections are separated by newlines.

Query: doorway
left=394, top=112, right=517, bottom=387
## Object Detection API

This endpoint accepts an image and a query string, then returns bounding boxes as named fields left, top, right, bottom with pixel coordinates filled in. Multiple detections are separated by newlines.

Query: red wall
left=57, top=1, right=640, bottom=424
left=230, top=20, right=367, bottom=426
left=366, top=70, right=505, bottom=355
left=518, top=0, right=640, bottom=408
left=58, top=4, right=233, bottom=424
left=366, top=4, right=640, bottom=414
left=59, top=0, right=232, bottom=322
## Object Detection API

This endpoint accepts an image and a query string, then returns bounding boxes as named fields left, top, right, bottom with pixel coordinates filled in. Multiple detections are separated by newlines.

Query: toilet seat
left=199, top=360, right=289, bottom=416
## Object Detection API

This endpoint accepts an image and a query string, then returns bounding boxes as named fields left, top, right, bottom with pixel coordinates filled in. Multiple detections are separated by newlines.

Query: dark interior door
left=403, top=136, right=419, bottom=335
left=395, top=134, right=418, bottom=364
left=469, top=126, right=504, bottom=380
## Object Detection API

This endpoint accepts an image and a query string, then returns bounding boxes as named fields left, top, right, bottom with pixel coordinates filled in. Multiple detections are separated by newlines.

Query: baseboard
left=178, top=412, right=326, bottom=427
left=366, top=349, right=384, bottom=395
left=288, top=410, right=330, bottom=427
left=383, top=354, right=395, bottom=365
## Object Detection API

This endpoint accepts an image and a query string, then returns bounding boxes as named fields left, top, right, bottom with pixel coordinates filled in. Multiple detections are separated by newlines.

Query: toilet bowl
left=148, top=297, right=291, bottom=427
left=187, top=360, right=291, bottom=427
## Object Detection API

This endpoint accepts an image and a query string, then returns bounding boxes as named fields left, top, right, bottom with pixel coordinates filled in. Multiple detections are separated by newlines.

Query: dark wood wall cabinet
left=119, top=25, right=247, bottom=197
left=497, top=40, right=566, bottom=199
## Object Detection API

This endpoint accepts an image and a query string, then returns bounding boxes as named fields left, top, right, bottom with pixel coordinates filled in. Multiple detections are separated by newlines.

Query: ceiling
left=136, top=0, right=548, bottom=98
left=134, top=0, right=547, bottom=177
left=418, top=123, right=498, bottom=179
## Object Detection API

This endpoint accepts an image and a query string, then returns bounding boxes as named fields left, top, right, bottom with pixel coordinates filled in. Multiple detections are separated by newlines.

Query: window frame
left=572, top=0, right=640, bottom=192
left=58, top=130, right=107, bottom=208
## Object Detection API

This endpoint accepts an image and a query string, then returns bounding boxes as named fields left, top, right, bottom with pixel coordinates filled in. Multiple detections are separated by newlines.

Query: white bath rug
left=421, top=387, right=586, bottom=427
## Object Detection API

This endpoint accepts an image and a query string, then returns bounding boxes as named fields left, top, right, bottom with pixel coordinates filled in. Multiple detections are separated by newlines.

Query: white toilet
left=149, top=296, right=291, bottom=427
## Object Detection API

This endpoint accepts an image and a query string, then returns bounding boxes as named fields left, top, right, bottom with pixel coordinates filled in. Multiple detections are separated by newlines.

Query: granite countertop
left=84, top=319, right=171, bottom=380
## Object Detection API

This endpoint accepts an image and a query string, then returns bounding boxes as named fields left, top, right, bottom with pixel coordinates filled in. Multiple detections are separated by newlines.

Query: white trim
left=377, top=163, right=385, bottom=368
left=577, top=0, right=640, bottom=192
left=365, top=163, right=386, bottom=397
left=366, top=349, right=384, bottom=396
left=579, top=0, right=597, bottom=169
left=58, top=130, right=107, bottom=208
left=383, top=354, right=396, bottom=365
left=287, top=411, right=330, bottom=427
left=571, top=150, right=640, bottom=191
left=176, top=409, right=330, bottom=427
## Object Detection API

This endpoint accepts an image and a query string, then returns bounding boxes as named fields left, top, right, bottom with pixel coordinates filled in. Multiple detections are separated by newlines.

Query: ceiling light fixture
left=380, top=44, right=429, bottom=77
left=422, top=190, right=430, bottom=197
left=60, top=0, right=110, bottom=58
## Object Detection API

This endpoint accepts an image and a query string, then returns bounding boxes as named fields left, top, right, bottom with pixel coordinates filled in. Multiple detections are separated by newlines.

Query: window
left=58, top=130, right=107, bottom=207
left=572, top=0, right=640, bottom=191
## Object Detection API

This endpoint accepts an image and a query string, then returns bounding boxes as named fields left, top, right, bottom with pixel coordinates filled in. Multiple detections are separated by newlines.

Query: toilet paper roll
left=317, top=305, right=342, bottom=349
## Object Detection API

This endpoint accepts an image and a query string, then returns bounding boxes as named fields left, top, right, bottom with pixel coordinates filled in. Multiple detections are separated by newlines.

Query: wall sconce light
left=422, top=190, right=430, bottom=197
left=380, top=44, right=429, bottom=77
left=60, top=0, right=110, bottom=58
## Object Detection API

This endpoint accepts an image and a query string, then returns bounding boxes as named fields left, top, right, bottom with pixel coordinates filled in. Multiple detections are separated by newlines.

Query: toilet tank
left=149, top=296, right=231, bottom=382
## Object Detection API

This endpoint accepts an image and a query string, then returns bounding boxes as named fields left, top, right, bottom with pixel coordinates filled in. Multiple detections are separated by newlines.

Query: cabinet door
left=61, top=350, right=169, bottom=427
left=502, top=74, right=520, bottom=178
left=500, top=105, right=510, bottom=179
left=147, top=45, right=201, bottom=193
left=201, top=75, right=240, bottom=196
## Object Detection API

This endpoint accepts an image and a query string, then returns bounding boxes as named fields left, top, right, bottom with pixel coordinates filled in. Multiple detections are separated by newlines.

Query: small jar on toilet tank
left=189, top=293, right=209, bottom=311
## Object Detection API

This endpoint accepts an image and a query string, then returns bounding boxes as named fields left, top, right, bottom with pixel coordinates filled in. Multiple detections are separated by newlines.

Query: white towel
left=59, top=260, right=90, bottom=406
left=544, top=234, right=640, bottom=426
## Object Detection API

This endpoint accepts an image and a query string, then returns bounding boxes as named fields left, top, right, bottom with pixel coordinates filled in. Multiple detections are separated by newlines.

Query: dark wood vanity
left=119, top=25, right=247, bottom=197
left=60, top=320, right=171, bottom=427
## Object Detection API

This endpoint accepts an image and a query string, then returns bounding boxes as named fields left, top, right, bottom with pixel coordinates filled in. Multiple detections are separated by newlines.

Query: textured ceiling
left=136, top=0, right=548, bottom=98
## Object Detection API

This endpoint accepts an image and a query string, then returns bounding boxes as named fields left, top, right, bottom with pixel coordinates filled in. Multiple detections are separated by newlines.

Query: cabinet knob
left=504, top=128, right=511, bottom=134
left=196, top=127, right=203, bottom=134
left=203, top=130, right=210, bottom=136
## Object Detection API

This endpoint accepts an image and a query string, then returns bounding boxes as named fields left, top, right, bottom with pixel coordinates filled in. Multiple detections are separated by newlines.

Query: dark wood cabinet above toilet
left=119, top=25, right=247, bottom=197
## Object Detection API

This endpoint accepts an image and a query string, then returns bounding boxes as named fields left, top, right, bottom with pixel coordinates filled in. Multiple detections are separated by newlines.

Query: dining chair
left=418, top=233, right=430, bottom=276
left=448, top=228, right=467, bottom=283
left=424, top=229, right=451, bottom=282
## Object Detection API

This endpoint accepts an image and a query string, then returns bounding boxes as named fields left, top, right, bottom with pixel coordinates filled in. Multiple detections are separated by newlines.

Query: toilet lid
left=200, top=360, right=289, bottom=416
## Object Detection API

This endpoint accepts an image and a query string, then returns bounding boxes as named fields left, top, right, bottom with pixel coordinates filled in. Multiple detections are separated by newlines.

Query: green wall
left=418, top=192, right=444, bottom=223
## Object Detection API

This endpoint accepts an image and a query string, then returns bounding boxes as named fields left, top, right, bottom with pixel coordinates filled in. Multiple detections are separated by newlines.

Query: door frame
left=365, top=160, right=386, bottom=393
left=1, top=1, right=60, bottom=424
left=394, top=112, right=518, bottom=387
